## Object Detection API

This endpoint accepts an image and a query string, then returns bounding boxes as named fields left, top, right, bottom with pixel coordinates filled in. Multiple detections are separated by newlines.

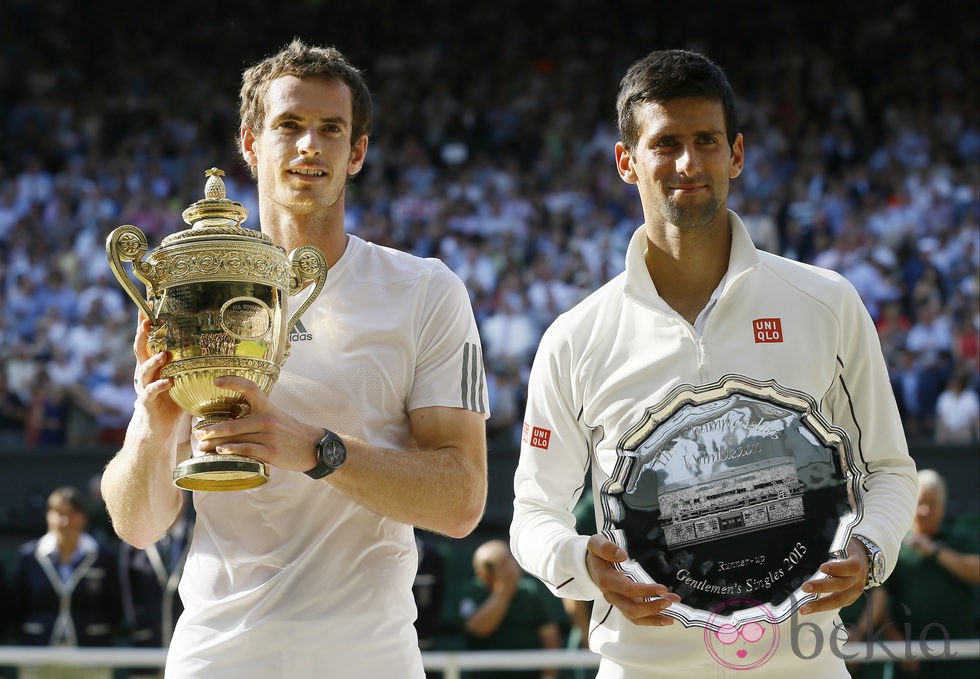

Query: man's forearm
left=935, top=545, right=980, bottom=584
left=321, top=405, right=486, bottom=538
left=102, top=424, right=187, bottom=549
left=327, top=436, right=486, bottom=538
left=463, top=588, right=514, bottom=637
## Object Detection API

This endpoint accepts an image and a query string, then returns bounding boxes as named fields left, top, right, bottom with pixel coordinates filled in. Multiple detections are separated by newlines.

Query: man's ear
left=347, top=134, right=368, bottom=177
left=615, top=142, right=637, bottom=184
left=729, top=132, right=744, bottom=179
left=241, top=125, right=258, bottom=169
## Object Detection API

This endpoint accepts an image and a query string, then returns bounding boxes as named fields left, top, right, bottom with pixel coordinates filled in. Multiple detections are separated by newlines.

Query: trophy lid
left=161, top=168, right=274, bottom=247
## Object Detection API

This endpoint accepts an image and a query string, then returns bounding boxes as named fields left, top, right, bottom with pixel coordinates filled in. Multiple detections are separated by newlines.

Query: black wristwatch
left=853, top=534, right=885, bottom=589
left=305, top=428, right=347, bottom=479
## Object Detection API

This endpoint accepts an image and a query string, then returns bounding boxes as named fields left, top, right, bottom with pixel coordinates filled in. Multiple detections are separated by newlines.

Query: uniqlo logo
left=523, top=422, right=551, bottom=450
left=753, top=318, right=784, bottom=343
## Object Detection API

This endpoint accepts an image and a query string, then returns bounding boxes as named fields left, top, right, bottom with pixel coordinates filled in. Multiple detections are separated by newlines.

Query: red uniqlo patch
left=522, top=422, right=551, bottom=450
left=753, top=318, right=784, bottom=343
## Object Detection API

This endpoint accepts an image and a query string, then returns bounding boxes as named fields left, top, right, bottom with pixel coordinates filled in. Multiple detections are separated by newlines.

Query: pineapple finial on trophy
left=204, top=167, right=227, bottom=200
left=181, top=167, right=249, bottom=229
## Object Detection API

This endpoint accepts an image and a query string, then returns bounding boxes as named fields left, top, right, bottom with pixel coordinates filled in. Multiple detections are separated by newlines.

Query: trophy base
left=173, top=454, right=270, bottom=492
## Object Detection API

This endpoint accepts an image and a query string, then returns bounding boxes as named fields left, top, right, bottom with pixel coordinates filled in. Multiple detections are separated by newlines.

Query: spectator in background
left=45, top=346, right=84, bottom=390
left=915, top=349, right=956, bottom=439
left=908, top=263, right=948, bottom=314
left=4, top=343, right=39, bottom=410
left=526, top=254, right=578, bottom=326
left=10, top=486, right=121, bottom=679
left=88, top=361, right=137, bottom=446
left=841, top=246, right=901, bottom=323
left=5, top=274, right=41, bottom=342
left=739, top=196, right=780, bottom=254
left=934, top=370, right=980, bottom=444
left=485, top=364, right=526, bottom=450
left=15, top=155, right=54, bottom=208
left=453, top=241, right=499, bottom=299
left=883, top=469, right=980, bottom=679
left=0, top=182, right=26, bottom=241
left=481, top=293, right=542, bottom=370
left=76, top=274, right=128, bottom=323
left=35, top=269, right=77, bottom=325
left=906, top=298, right=955, bottom=365
left=876, top=300, right=911, bottom=365
left=889, top=348, right=925, bottom=438
left=25, top=372, right=69, bottom=449
left=63, top=308, right=110, bottom=365
left=952, top=313, right=979, bottom=372
left=0, top=364, right=28, bottom=450
left=456, top=539, right=562, bottom=679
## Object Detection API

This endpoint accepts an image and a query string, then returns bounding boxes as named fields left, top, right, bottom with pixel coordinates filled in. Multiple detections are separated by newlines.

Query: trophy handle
left=285, top=245, right=328, bottom=333
left=106, top=225, right=155, bottom=320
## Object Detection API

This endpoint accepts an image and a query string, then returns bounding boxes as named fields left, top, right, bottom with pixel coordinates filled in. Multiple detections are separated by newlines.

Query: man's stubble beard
left=266, top=178, right=346, bottom=215
left=662, top=190, right=725, bottom=231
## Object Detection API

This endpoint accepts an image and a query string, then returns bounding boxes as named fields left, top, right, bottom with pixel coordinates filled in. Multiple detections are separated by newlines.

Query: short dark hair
left=239, top=38, right=372, bottom=154
left=616, top=49, right=738, bottom=152
left=47, top=486, right=88, bottom=516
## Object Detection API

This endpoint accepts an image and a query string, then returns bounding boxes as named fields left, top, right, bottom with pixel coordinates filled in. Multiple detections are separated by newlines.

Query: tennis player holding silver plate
left=511, top=48, right=916, bottom=678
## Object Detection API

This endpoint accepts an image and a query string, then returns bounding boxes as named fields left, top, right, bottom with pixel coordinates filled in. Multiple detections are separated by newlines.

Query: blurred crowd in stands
left=0, top=0, right=978, bottom=457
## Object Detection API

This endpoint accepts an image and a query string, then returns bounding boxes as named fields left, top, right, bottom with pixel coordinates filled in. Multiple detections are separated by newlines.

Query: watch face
left=321, top=439, right=346, bottom=467
left=872, top=553, right=885, bottom=581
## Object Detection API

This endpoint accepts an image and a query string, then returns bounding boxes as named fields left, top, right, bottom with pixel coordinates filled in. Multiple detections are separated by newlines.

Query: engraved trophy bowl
left=106, top=168, right=327, bottom=492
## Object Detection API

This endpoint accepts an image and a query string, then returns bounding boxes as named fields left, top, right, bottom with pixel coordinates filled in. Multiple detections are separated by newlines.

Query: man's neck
left=260, top=208, right=349, bottom=267
left=644, top=217, right=732, bottom=325
left=55, top=535, right=80, bottom=564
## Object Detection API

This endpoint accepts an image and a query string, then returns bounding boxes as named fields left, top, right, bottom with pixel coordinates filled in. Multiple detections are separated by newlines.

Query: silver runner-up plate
left=600, top=375, right=863, bottom=630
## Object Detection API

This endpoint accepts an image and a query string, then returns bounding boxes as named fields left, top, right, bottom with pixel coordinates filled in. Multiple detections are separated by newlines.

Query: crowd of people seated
left=0, top=1, right=977, bottom=461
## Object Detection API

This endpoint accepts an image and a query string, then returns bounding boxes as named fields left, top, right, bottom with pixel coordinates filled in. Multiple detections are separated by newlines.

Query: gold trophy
left=106, top=168, right=327, bottom=492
